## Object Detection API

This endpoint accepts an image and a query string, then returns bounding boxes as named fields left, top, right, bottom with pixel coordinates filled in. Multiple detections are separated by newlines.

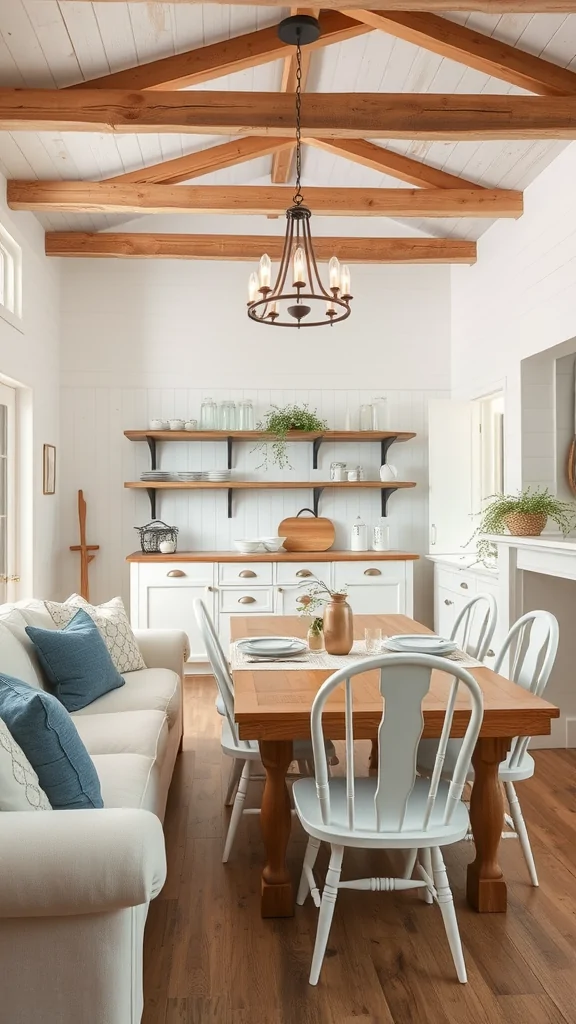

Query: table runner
left=231, top=638, right=482, bottom=671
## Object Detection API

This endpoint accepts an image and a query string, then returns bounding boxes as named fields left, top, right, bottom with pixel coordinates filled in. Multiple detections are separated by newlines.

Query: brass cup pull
left=238, top=596, right=256, bottom=604
left=460, top=582, right=469, bottom=589
left=364, top=568, right=382, bottom=576
left=444, top=598, right=454, bottom=606
left=296, top=569, right=313, bottom=578
left=486, top=649, right=495, bottom=658
left=239, top=570, right=257, bottom=578
left=167, top=570, right=186, bottom=578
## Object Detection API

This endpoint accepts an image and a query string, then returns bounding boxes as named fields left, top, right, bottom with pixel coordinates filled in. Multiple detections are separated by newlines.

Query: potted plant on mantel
left=252, top=403, right=327, bottom=470
left=297, top=579, right=353, bottom=655
left=471, top=487, right=576, bottom=564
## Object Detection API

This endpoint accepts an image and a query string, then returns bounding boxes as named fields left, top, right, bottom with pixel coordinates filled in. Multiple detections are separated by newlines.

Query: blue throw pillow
left=0, top=674, right=103, bottom=809
left=25, top=608, right=125, bottom=713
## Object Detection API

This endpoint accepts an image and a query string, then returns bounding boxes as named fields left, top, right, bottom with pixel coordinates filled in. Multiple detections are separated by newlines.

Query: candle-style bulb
left=326, top=300, right=336, bottom=317
left=259, top=253, right=271, bottom=289
left=268, top=300, right=279, bottom=319
left=293, top=246, right=306, bottom=286
left=248, top=272, right=259, bottom=303
left=329, top=256, right=341, bottom=290
left=340, top=264, right=351, bottom=296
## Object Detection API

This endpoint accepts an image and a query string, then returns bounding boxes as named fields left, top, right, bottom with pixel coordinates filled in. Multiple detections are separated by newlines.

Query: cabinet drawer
left=334, top=561, right=404, bottom=587
left=435, top=566, right=476, bottom=596
left=219, top=587, right=274, bottom=614
left=218, top=562, right=273, bottom=585
left=276, top=563, right=328, bottom=586
left=138, top=561, right=214, bottom=586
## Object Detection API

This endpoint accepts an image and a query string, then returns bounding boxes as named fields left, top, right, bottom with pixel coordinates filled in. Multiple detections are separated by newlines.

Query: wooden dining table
left=231, top=613, right=559, bottom=920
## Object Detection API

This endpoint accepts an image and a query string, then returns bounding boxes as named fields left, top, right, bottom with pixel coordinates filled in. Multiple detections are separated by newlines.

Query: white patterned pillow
left=45, top=595, right=146, bottom=674
left=0, top=717, right=51, bottom=811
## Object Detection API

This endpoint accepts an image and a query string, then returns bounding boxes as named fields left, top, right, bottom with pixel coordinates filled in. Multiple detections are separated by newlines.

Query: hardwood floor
left=143, top=676, right=576, bottom=1024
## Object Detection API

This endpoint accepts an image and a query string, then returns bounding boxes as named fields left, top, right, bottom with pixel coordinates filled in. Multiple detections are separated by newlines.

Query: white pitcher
left=379, top=463, right=398, bottom=482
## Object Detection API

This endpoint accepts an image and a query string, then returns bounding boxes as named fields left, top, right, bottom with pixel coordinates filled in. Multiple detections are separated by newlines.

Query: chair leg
left=296, top=759, right=309, bottom=776
left=419, top=847, right=434, bottom=904
left=224, top=758, right=243, bottom=807
left=505, top=781, right=539, bottom=887
left=431, top=846, right=467, bottom=984
left=222, top=760, right=251, bottom=864
left=297, top=836, right=321, bottom=906
left=309, top=844, right=344, bottom=986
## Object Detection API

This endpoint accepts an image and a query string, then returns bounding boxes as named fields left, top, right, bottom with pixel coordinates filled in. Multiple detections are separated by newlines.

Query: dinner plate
left=384, top=635, right=457, bottom=655
left=236, top=636, right=307, bottom=658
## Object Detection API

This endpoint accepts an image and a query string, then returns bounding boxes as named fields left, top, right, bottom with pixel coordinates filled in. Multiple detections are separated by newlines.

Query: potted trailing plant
left=470, top=487, right=576, bottom=563
left=253, top=403, right=327, bottom=470
left=297, top=578, right=353, bottom=655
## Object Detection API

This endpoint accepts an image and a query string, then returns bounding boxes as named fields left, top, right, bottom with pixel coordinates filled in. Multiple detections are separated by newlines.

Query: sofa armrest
left=134, top=628, right=190, bottom=675
left=0, top=808, right=166, bottom=918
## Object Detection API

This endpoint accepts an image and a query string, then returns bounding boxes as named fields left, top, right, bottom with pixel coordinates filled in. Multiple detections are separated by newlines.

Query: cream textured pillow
left=0, top=717, right=51, bottom=811
left=45, top=595, right=146, bottom=674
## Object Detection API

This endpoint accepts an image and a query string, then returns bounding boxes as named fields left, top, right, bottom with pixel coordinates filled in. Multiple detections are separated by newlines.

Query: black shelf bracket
left=381, top=486, right=398, bottom=517
left=146, top=488, right=157, bottom=519
left=312, top=436, right=324, bottom=470
left=146, top=436, right=157, bottom=471
left=227, top=436, right=233, bottom=470
left=381, top=435, right=398, bottom=465
left=313, top=486, right=325, bottom=516
left=227, top=488, right=233, bottom=519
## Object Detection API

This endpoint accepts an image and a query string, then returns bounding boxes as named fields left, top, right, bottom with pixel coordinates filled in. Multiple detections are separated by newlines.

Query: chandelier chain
left=293, top=37, right=304, bottom=207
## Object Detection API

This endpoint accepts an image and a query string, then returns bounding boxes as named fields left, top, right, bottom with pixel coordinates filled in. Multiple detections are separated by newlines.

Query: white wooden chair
left=293, top=653, right=484, bottom=986
left=450, top=592, right=497, bottom=661
left=193, top=599, right=334, bottom=862
left=489, top=609, right=559, bottom=886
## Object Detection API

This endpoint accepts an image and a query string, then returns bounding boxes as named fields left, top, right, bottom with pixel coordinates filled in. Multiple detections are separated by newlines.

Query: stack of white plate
left=140, top=471, right=178, bottom=482
left=177, top=472, right=203, bottom=481
left=236, top=637, right=308, bottom=660
left=204, top=470, right=231, bottom=481
left=383, top=634, right=458, bottom=655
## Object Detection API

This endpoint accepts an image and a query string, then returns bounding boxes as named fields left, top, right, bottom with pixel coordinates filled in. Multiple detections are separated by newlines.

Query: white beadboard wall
left=59, top=253, right=452, bottom=622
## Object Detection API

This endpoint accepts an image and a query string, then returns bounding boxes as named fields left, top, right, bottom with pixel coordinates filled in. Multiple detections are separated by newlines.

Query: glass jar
left=330, top=461, right=347, bottom=481
left=238, top=399, right=255, bottom=430
left=200, top=397, right=218, bottom=430
left=372, top=396, right=388, bottom=430
left=219, top=400, right=236, bottom=431
left=359, top=403, right=373, bottom=431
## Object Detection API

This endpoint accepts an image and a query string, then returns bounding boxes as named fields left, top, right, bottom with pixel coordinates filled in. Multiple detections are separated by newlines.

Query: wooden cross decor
left=69, top=490, right=99, bottom=602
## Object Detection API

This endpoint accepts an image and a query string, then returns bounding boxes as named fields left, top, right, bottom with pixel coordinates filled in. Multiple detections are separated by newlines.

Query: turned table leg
left=259, top=739, right=294, bottom=918
left=467, top=736, right=510, bottom=913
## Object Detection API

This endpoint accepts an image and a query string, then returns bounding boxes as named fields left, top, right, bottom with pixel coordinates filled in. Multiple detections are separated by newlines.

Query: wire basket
left=135, top=520, right=179, bottom=554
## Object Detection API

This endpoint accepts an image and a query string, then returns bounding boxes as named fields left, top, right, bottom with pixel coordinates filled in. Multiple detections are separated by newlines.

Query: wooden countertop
left=126, top=550, right=420, bottom=563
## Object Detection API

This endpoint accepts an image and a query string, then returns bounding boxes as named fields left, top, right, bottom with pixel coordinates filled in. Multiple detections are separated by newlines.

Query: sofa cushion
left=0, top=716, right=52, bottom=811
left=73, top=710, right=169, bottom=764
left=0, top=674, right=103, bottom=809
left=92, top=753, right=159, bottom=814
left=26, top=609, right=125, bottom=713
left=0, top=611, right=48, bottom=689
left=71, top=668, right=180, bottom=729
left=45, top=595, right=146, bottom=674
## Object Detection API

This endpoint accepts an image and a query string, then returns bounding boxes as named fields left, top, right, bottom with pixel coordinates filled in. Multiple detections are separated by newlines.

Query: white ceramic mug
left=159, top=540, right=176, bottom=554
left=379, top=464, right=398, bottom=482
left=184, top=420, right=198, bottom=431
left=168, top=419, right=185, bottom=431
left=149, top=418, right=167, bottom=430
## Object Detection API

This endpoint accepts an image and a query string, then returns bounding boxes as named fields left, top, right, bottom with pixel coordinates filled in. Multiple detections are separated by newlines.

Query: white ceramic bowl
left=233, top=539, right=262, bottom=553
left=261, top=537, right=287, bottom=552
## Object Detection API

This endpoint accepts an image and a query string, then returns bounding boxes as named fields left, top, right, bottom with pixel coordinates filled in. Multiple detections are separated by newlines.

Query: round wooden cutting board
left=278, top=509, right=336, bottom=551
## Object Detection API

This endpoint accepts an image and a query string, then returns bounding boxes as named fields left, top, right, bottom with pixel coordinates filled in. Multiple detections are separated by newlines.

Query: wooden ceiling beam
left=8, top=181, right=522, bottom=217
left=104, top=138, right=294, bottom=185
left=45, top=233, right=477, bottom=264
left=3, top=90, right=576, bottom=139
left=343, top=10, right=576, bottom=96
left=305, top=138, right=483, bottom=189
left=70, top=12, right=369, bottom=91
left=51, top=2, right=576, bottom=11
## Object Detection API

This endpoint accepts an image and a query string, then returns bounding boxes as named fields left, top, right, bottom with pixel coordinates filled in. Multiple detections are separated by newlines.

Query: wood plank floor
left=143, top=676, right=576, bottom=1024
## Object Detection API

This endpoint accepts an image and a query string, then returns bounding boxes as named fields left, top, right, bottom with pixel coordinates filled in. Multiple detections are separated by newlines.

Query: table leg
left=259, top=739, right=294, bottom=918
left=466, top=736, right=510, bottom=913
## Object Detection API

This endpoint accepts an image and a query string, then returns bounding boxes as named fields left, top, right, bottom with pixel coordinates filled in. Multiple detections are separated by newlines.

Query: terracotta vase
left=323, top=594, right=354, bottom=655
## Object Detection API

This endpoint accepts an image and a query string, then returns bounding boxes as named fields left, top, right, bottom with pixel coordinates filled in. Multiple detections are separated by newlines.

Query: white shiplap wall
left=59, top=253, right=452, bottom=621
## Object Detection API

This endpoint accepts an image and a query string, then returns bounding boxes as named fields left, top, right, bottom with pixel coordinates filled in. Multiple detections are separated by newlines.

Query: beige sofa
left=0, top=599, right=187, bottom=1024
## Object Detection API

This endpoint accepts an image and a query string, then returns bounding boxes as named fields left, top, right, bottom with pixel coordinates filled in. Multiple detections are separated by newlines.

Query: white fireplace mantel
left=486, top=534, right=576, bottom=584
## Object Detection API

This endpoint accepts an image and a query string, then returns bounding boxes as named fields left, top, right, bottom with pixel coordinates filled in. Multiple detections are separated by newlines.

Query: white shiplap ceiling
left=0, top=3, right=575, bottom=236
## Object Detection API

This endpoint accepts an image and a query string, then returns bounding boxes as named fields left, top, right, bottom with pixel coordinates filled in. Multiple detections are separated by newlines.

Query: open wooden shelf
left=124, top=480, right=416, bottom=519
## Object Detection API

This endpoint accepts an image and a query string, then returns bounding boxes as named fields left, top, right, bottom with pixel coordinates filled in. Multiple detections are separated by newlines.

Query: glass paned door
left=0, top=383, right=17, bottom=603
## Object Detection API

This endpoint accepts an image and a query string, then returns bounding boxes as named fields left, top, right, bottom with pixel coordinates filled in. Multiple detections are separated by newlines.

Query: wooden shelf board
left=124, top=480, right=416, bottom=490
left=124, top=429, right=416, bottom=442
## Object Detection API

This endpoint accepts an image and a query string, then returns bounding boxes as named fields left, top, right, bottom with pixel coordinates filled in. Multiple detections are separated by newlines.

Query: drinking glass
left=365, top=627, right=383, bottom=653
left=200, top=397, right=218, bottom=430
left=359, top=404, right=373, bottom=431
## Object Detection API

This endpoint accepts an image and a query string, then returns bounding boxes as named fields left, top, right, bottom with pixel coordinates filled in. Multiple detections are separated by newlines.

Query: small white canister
left=350, top=516, right=368, bottom=551
left=372, top=518, right=390, bottom=551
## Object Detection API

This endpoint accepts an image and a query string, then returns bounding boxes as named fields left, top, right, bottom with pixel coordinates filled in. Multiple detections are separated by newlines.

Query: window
left=0, top=223, right=22, bottom=321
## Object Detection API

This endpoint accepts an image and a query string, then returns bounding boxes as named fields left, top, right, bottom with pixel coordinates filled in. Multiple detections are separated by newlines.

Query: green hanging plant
left=252, top=403, right=327, bottom=470
left=469, top=487, right=576, bottom=564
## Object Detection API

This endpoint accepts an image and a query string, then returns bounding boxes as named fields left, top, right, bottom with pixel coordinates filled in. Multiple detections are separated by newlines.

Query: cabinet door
left=435, top=585, right=464, bottom=639
left=277, top=584, right=307, bottom=616
left=429, top=399, right=475, bottom=554
left=138, top=581, right=215, bottom=660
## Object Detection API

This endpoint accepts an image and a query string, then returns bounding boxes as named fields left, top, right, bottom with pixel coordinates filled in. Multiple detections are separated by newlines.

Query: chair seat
left=499, top=751, right=535, bottom=783
left=220, top=719, right=335, bottom=764
left=293, top=776, right=470, bottom=849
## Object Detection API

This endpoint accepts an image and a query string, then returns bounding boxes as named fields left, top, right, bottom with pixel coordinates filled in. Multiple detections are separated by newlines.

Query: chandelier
left=246, top=14, right=353, bottom=328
